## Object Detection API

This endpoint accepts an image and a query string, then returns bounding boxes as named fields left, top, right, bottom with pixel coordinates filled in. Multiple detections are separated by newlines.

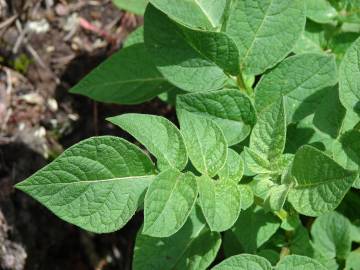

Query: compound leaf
left=150, top=0, right=228, bottom=30
left=226, top=0, right=305, bottom=75
left=178, top=111, right=228, bottom=177
left=107, top=113, right=187, bottom=171
left=133, top=207, right=221, bottom=270
left=276, top=255, right=327, bottom=270
left=177, top=89, right=256, bottom=145
left=145, top=5, right=238, bottom=92
left=197, top=176, right=241, bottom=232
left=70, top=44, right=172, bottom=104
left=143, top=168, right=198, bottom=237
left=16, top=136, right=155, bottom=233
left=288, top=146, right=357, bottom=216
left=311, top=212, right=352, bottom=259
left=339, top=37, right=360, bottom=115
left=211, top=254, right=272, bottom=270
left=255, top=53, right=337, bottom=123
left=218, top=149, right=244, bottom=182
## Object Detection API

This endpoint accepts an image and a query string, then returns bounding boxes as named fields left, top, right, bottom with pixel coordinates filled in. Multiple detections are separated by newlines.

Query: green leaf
left=16, top=136, right=155, bottom=233
left=69, top=44, right=172, bottom=104
left=339, top=37, right=360, bottom=115
left=178, top=111, right=228, bottom=177
left=218, top=149, right=244, bottom=182
left=265, top=184, right=291, bottom=211
left=232, top=206, right=280, bottom=253
left=289, top=225, right=314, bottom=257
left=144, top=5, right=238, bottom=92
left=143, top=168, right=198, bottom=237
left=250, top=100, right=286, bottom=163
left=238, top=184, right=254, bottom=210
left=293, top=21, right=325, bottom=54
left=345, top=250, right=360, bottom=270
left=313, top=86, right=346, bottom=138
left=328, top=32, right=359, bottom=63
left=243, top=147, right=272, bottom=175
left=311, top=212, right=352, bottom=259
left=338, top=130, right=360, bottom=188
left=211, top=254, right=272, bottom=270
left=276, top=255, right=327, bottom=270
left=305, top=0, right=337, bottom=23
left=150, top=0, right=228, bottom=30
left=133, top=207, right=221, bottom=270
left=112, top=0, right=148, bottom=14
left=177, top=89, right=256, bottom=145
left=197, top=176, right=241, bottom=232
left=107, top=113, right=188, bottom=171
left=288, top=145, right=357, bottom=216
left=123, top=26, right=144, bottom=47
left=255, top=53, right=338, bottom=123
left=226, top=0, right=305, bottom=75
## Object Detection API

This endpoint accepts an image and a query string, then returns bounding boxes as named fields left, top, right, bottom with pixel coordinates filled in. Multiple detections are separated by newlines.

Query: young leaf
left=150, top=0, right=228, bottom=30
left=238, top=184, right=254, bottom=210
left=276, top=255, right=327, bottom=270
left=250, top=100, right=286, bottom=163
left=178, top=111, right=228, bottom=177
left=133, top=207, right=221, bottom=270
left=69, top=44, right=173, bottom=104
left=311, top=212, right=352, bottom=259
left=265, top=184, right=291, bottom=211
left=16, top=136, right=155, bottom=233
left=143, top=168, right=198, bottom=237
left=107, top=113, right=188, bottom=171
left=339, top=37, right=360, bottom=115
left=255, top=53, right=337, bottom=123
left=288, top=146, right=357, bottom=216
left=243, top=147, right=272, bottom=175
left=211, top=254, right=272, bottom=270
left=226, top=0, right=305, bottom=75
left=112, top=0, right=148, bottom=14
left=177, top=89, right=256, bottom=145
left=232, top=206, right=280, bottom=253
left=197, top=176, right=241, bottom=232
left=144, top=5, right=238, bottom=92
left=218, top=149, right=244, bottom=182
left=305, top=0, right=337, bottom=24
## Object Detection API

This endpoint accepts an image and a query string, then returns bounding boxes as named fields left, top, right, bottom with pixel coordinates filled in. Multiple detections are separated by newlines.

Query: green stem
left=237, top=73, right=253, bottom=96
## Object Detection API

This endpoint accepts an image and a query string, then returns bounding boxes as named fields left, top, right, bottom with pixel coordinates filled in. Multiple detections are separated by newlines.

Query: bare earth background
left=0, top=1, right=174, bottom=269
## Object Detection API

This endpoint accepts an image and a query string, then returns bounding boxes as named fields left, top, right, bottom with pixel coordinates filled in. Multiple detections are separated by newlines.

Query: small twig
left=79, top=17, right=115, bottom=43
left=13, top=20, right=27, bottom=54
left=25, top=44, right=47, bottom=69
left=0, top=14, right=18, bottom=30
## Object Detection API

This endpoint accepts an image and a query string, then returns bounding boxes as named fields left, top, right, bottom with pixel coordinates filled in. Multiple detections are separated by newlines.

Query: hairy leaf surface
left=177, top=89, right=256, bottom=145
left=143, top=168, right=198, bottom=237
left=305, top=0, right=337, bottom=23
left=16, top=136, right=155, bottom=233
left=134, top=207, right=221, bottom=270
left=339, top=37, right=360, bottom=115
left=212, top=254, right=272, bottom=270
left=255, top=53, right=337, bottom=123
left=107, top=114, right=187, bottom=171
left=288, top=146, right=357, bottom=216
left=179, top=111, right=227, bottom=177
left=276, top=255, right=327, bottom=270
left=226, top=0, right=305, bottom=75
left=218, top=149, right=244, bottom=182
left=70, top=44, right=172, bottom=104
left=145, top=5, right=239, bottom=92
left=197, top=176, right=241, bottom=232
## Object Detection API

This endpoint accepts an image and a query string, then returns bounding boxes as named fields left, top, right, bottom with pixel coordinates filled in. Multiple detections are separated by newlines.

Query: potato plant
left=16, top=0, right=360, bottom=269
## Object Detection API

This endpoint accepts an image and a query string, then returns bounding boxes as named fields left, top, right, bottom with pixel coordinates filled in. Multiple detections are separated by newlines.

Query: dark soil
left=0, top=1, right=174, bottom=269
